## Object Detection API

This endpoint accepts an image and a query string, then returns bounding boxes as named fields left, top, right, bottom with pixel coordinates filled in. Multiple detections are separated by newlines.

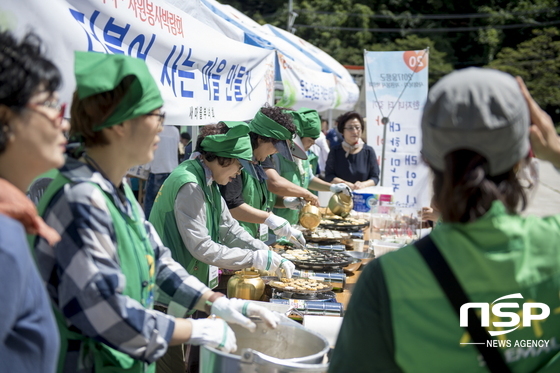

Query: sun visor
left=275, top=135, right=308, bottom=162
left=239, top=159, right=258, bottom=180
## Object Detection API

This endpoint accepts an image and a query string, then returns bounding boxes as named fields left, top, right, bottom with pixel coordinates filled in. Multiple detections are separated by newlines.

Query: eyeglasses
left=344, top=126, right=362, bottom=132
left=237, top=164, right=244, bottom=175
left=145, top=112, right=166, bottom=127
left=27, top=101, right=66, bottom=128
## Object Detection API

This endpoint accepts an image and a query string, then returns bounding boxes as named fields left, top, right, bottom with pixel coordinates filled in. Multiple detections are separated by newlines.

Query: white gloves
left=252, top=249, right=295, bottom=279
left=210, top=297, right=282, bottom=332
left=330, top=183, right=352, bottom=196
left=264, top=213, right=306, bottom=248
left=283, top=197, right=306, bottom=210
left=189, top=318, right=237, bottom=353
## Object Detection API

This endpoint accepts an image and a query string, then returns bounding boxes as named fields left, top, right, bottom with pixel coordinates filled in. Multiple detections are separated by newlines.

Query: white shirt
left=309, top=132, right=330, bottom=175
left=148, top=125, right=180, bottom=174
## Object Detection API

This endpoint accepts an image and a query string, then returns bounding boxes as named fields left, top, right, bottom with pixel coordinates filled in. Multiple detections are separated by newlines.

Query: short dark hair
left=195, top=122, right=236, bottom=167
left=336, top=111, right=364, bottom=134
left=432, top=149, right=527, bottom=223
left=180, top=132, right=191, bottom=141
left=0, top=31, right=61, bottom=153
left=250, top=105, right=296, bottom=149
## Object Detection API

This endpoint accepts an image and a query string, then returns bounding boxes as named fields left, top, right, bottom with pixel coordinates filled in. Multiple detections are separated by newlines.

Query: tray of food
left=267, top=277, right=333, bottom=294
left=302, top=228, right=350, bottom=244
left=320, top=215, right=370, bottom=231
left=279, top=248, right=354, bottom=270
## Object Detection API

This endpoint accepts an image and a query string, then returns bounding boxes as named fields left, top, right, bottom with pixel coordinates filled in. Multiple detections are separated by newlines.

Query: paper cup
left=353, top=239, right=365, bottom=252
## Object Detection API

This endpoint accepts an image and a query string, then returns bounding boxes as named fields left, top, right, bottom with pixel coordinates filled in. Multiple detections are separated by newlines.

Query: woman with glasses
left=324, top=111, right=380, bottom=190
left=0, top=30, right=67, bottom=373
left=149, top=121, right=296, bottom=288
left=329, top=69, right=560, bottom=373
left=33, top=52, right=280, bottom=373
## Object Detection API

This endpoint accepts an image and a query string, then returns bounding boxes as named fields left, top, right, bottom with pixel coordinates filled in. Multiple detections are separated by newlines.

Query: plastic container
left=370, top=239, right=403, bottom=257
left=352, top=186, right=394, bottom=213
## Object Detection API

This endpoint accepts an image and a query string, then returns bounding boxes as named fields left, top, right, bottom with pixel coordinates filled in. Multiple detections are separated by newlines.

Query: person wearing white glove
left=330, top=183, right=353, bottom=196
left=283, top=196, right=306, bottom=210
left=264, top=213, right=306, bottom=249
left=188, top=318, right=237, bottom=353
left=252, top=248, right=296, bottom=278
left=272, top=108, right=356, bottom=225
left=210, top=296, right=282, bottom=331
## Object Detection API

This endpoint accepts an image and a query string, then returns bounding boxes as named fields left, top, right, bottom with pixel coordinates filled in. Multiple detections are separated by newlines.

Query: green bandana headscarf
left=249, top=110, right=293, bottom=140
left=201, top=121, right=253, bottom=161
left=74, top=51, right=164, bottom=132
left=290, top=108, right=321, bottom=139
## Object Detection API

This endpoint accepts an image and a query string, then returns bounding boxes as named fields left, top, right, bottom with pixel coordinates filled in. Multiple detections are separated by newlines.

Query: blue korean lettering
left=103, top=18, right=130, bottom=54
left=202, top=58, right=227, bottom=100
left=390, top=158, right=401, bottom=167
left=404, top=155, right=418, bottom=166
left=405, top=134, right=417, bottom=145
left=161, top=45, right=195, bottom=98
left=389, top=122, right=401, bottom=132
left=69, top=9, right=108, bottom=53
left=389, top=137, right=400, bottom=147
left=226, top=65, right=247, bottom=102
left=128, top=33, right=156, bottom=60
left=405, top=195, right=417, bottom=205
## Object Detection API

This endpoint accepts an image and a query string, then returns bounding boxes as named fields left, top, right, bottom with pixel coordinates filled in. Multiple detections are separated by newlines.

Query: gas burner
left=274, top=290, right=337, bottom=302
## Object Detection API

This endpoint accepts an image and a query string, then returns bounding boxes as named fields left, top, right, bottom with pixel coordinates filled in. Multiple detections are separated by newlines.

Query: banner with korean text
left=0, top=0, right=275, bottom=125
left=364, top=50, right=430, bottom=214
left=276, top=51, right=336, bottom=112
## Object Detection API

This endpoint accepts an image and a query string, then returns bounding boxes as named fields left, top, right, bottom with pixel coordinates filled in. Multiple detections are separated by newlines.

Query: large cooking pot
left=200, top=318, right=330, bottom=372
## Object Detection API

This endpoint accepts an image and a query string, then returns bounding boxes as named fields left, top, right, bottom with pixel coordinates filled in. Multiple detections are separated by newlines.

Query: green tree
left=488, top=27, right=560, bottom=125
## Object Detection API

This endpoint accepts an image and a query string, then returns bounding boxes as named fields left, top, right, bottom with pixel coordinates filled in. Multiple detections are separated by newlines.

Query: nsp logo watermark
left=460, top=293, right=550, bottom=336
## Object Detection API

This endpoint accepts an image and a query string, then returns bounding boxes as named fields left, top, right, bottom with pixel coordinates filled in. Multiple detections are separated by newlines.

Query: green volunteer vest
left=149, top=159, right=221, bottom=289
left=34, top=171, right=156, bottom=373
left=380, top=202, right=560, bottom=372
left=239, top=168, right=274, bottom=240
left=272, top=155, right=313, bottom=225
left=307, top=151, right=319, bottom=196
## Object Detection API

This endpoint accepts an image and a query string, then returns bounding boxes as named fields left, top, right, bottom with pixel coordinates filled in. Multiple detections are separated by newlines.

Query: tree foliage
left=488, top=28, right=560, bottom=123
left=220, top=0, right=560, bottom=123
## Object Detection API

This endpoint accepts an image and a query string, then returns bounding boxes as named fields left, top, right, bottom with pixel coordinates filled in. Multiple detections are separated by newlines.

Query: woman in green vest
left=273, top=108, right=352, bottom=225
left=149, top=120, right=296, bottom=288
left=329, top=69, right=560, bottom=372
left=218, top=106, right=310, bottom=245
left=33, top=52, right=281, bottom=373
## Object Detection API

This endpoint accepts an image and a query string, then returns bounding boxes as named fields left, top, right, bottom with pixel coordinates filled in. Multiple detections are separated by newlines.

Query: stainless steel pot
left=200, top=318, right=330, bottom=372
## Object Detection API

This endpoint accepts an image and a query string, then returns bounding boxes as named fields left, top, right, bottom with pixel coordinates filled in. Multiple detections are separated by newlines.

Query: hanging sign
left=1, top=0, right=276, bottom=125
left=364, top=49, right=430, bottom=213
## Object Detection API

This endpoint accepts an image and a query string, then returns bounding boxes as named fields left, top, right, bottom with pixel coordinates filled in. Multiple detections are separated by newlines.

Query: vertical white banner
left=0, top=0, right=275, bottom=125
left=365, top=50, right=430, bottom=214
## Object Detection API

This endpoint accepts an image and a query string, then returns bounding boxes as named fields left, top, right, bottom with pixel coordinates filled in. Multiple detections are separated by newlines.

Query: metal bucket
left=200, top=318, right=330, bottom=372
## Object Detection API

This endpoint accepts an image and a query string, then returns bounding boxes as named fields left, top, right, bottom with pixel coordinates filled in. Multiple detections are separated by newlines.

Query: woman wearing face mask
left=33, top=52, right=279, bottom=373
left=324, top=111, right=380, bottom=190
left=0, top=30, right=67, bottom=373
left=149, top=121, right=295, bottom=290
